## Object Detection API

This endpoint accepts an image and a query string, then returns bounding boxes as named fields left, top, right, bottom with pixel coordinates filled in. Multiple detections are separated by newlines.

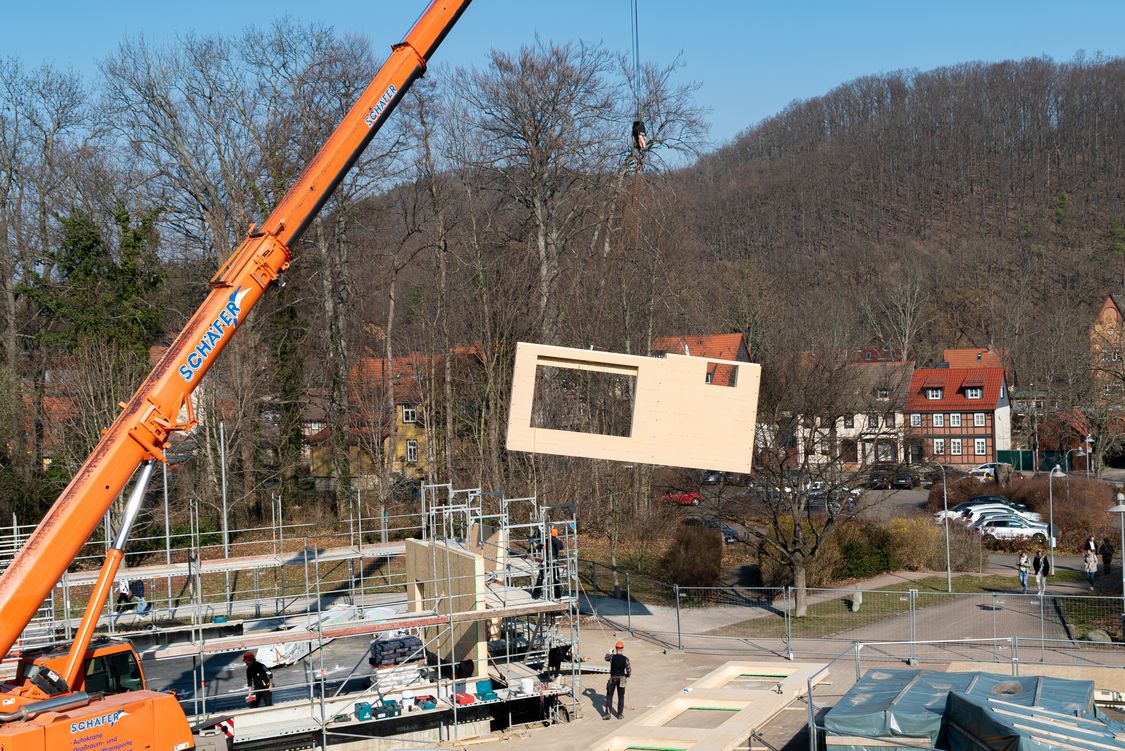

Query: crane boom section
left=0, top=0, right=471, bottom=662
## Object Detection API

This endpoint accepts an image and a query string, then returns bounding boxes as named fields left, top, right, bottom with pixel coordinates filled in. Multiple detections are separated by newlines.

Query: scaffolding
left=0, top=483, right=583, bottom=748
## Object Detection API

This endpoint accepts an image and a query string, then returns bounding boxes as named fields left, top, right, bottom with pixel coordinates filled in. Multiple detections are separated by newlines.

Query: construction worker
left=534, top=527, right=565, bottom=600
left=603, top=641, right=631, bottom=719
left=243, top=651, right=273, bottom=708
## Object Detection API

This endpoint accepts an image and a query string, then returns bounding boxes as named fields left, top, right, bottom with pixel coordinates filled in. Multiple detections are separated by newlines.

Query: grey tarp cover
left=938, top=691, right=1122, bottom=751
left=824, top=669, right=1095, bottom=747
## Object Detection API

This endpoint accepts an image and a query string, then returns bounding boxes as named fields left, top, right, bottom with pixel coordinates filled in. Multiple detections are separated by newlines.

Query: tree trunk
left=793, top=561, right=809, bottom=617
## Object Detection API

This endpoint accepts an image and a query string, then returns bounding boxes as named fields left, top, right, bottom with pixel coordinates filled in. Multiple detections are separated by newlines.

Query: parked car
left=967, top=495, right=1032, bottom=514
left=663, top=489, right=702, bottom=506
left=683, top=516, right=740, bottom=544
left=891, top=471, right=920, bottom=489
left=971, top=514, right=1055, bottom=547
left=969, top=462, right=1012, bottom=482
left=959, top=504, right=1042, bottom=525
left=808, top=486, right=860, bottom=514
left=934, top=497, right=1035, bottom=522
left=868, top=467, right=896, bottom=489
left=700, top=470, right=751, bottom=486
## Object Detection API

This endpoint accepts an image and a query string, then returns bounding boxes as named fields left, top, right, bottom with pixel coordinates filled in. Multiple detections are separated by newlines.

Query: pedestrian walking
left=603, top=641, right=631, bottom=720
left=1100, top=538, right=1114, bottom=574
left=1016, top=551, right=1030, bottom=594
left=1083, top=550, right=1098, bottom=590
left=243, top=651, right=273, bottom=708
left=1032, top=550, right=1051, bottom=595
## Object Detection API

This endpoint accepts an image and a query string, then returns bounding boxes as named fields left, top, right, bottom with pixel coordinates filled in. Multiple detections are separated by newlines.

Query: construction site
left=4, top=1, right=1125, bottom=751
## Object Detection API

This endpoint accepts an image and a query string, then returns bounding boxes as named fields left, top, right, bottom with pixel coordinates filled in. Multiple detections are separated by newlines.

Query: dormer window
left=925, top=387, right=943, bottom=400
left=965, top=387, right=983, bottom=400
left=875, top=387, right=889, bottom=400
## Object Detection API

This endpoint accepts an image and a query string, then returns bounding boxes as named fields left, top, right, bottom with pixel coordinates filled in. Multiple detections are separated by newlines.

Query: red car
left=662, top=489, right=702, bottom=506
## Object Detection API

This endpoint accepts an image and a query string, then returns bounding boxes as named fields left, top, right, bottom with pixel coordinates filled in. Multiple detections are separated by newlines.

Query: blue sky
left=4, top=1, right=1125, bottom=148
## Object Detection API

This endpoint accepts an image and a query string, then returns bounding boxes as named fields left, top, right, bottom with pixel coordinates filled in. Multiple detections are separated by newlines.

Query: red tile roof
left=905, top=367, right=1006, bottom=412
left=942, top=347, right=1003, bottom=369
left=651, top=333, right=749, bottom=361
left=651, top=333, right=750, bottom=388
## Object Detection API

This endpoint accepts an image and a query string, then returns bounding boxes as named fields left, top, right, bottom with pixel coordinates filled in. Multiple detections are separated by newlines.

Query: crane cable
left=630, top=0, right=648, bottom=152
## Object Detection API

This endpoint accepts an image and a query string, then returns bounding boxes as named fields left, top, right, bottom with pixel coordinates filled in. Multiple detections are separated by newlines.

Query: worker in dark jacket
left=603, top=641, right=632, bottom=719
left=243, top=651, right=273, bottom=707
left=533, top=527, right=565, bottom=600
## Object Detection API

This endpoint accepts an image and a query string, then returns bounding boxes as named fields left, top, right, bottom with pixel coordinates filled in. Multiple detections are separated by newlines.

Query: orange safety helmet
left=615, top=641, right=624, bottom=649
left=242, top=651, right=256, bottom=662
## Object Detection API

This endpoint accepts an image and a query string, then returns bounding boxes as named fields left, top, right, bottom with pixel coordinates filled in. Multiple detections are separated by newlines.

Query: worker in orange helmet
left=243, top=651, right=274, bottom=707
left=603, top=641, right=632, bottom=719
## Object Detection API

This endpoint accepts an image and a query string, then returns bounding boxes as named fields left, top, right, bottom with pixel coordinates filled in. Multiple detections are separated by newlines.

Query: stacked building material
left=370, top=664, right=424, bottom=693
left=368, top=635, right=424, bottom=667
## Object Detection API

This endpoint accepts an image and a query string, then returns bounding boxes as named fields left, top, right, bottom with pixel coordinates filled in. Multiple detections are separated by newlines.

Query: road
left=144, top=631, right=377, bottom=715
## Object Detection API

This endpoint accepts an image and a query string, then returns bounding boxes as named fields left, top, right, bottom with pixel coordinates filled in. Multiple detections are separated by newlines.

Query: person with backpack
left=243, top=651, right=273, bottom=707
left=603, top=641, right=632, bottom=720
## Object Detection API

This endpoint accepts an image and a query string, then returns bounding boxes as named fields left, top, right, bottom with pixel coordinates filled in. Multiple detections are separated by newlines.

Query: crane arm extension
left=0, top=0, right=471, bottom=662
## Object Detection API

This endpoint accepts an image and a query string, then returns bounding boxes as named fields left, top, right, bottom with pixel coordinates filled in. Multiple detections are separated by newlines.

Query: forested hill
left=678, top=57, right=1125, bottom=289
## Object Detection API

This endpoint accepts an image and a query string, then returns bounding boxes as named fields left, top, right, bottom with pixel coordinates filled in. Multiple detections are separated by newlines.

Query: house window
left=933, top=438, right=945, bottom=455
left=868, top=413, right=879, bottom=428
left=844, top=415, right=854, bottom=428
left=966, top=387, right=983, bottom=400
left=973, top=412, right=986, bottom=427
left=932, top=413, right=944, bottom=428
left=705, top=372, right=713, bottom=384
left=925, top=388, right=943, bottom=400
left=884, top=413, right=896, bottom=427
left=402, top=404, right=418, bottom=423
left=406, top=439, right=419, bottom=463
left=875, top=387, right=889, bottom=399
left=974, top=438, right=986, bottom=456
left=950, top=413, right=962, bottom=427
left=950, top=438, right=962, bottom=456
left=909, top=413, right=921, bottom=427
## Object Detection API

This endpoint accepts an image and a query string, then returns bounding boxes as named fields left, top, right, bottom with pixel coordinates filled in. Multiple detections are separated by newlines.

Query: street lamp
left=936, top=463, right=952, bottom=593
left=1084, top=435, right=1094, bottom=479
left=1108, top=493, right=1125, bottom=642
left=1048, top=465, right=1065, bottom=571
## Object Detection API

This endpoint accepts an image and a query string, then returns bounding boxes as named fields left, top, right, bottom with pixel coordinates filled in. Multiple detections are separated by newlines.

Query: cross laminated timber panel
left=589, top=661, right=827, bottom=751
left=506, top=343, right=760, bottom=473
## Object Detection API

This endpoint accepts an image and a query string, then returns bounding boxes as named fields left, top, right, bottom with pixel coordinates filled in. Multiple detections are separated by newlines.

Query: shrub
left=837, top=523, right=894, bottom=579
left=887, top=516, right=942, bottom=571
left=662, top=526, right=723, bottom=587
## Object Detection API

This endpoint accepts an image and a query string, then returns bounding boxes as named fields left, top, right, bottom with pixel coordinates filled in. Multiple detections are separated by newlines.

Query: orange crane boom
left=0, top=0, right=469, bottom=679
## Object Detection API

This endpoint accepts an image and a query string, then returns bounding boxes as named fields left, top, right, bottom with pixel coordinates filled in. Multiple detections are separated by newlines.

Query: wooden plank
left=144, top=599, right=565, bottom=660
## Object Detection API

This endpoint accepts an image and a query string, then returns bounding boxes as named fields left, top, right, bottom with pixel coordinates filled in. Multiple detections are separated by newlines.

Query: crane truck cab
left=0, top=640, right=193, bottom=751
left=17, top=638, right=146, bottom=697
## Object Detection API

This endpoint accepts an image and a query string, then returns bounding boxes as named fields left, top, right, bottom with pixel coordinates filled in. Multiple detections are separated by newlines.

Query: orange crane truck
left=0, top=1, right=471, bottom=749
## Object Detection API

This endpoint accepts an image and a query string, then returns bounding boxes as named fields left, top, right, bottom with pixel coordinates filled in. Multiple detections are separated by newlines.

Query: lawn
left=704, top=573, right=1034, bottom=639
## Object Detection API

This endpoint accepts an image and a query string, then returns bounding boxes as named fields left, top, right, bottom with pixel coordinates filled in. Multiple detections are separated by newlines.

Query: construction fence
left=578, top=560, right=1125, bottom=661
